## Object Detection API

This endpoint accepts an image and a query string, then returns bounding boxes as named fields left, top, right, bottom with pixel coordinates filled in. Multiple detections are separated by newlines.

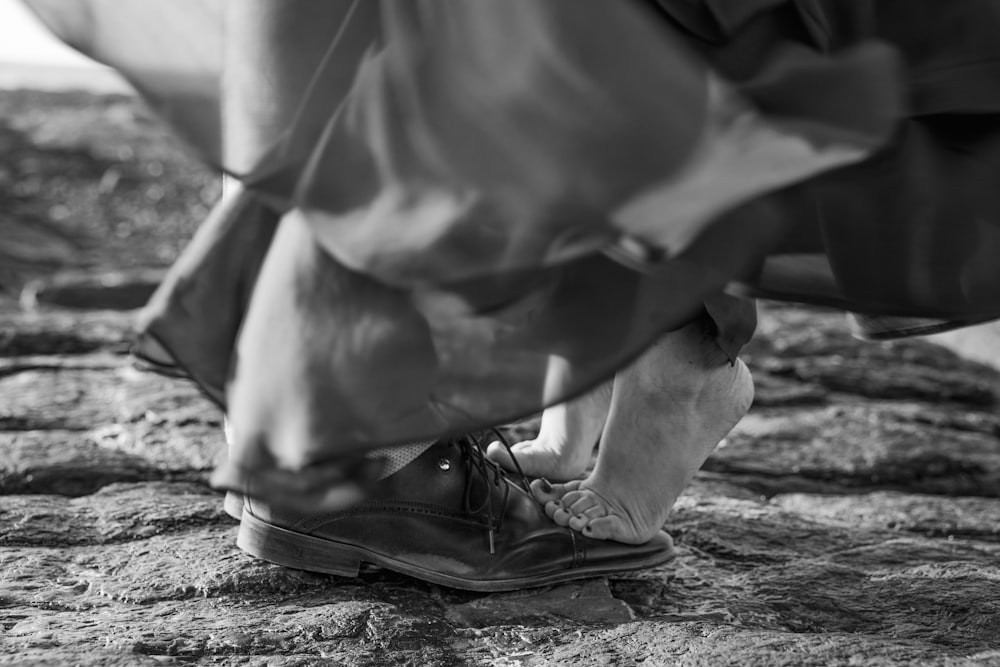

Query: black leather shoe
left=236, top=437, right=675, bottom=592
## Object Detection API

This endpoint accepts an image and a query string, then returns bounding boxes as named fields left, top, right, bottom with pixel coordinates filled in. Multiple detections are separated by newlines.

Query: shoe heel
left=237, top=509, right=363, bottom=578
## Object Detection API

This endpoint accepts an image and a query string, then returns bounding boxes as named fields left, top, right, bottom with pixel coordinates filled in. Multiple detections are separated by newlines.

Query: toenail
left=538, top=477, right=553, bottom=493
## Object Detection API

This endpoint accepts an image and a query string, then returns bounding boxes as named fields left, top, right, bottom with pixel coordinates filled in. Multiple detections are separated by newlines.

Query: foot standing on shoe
left=234, top=437, right=675, bottom=592
left=492, top=313, right=754, bottom=545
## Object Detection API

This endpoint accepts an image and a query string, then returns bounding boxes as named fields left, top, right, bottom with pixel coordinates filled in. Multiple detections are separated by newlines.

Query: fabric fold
left=23, top=0, right=1000, bottom=458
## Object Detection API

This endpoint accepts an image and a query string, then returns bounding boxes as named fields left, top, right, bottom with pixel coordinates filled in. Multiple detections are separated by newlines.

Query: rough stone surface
left=5, top=300, right=1000, bottom=666
left=0, top=309, right=133, bottom=356
left=19, top=269, right=164, bottom=311
left=4, top=89, right=1000, bottom=666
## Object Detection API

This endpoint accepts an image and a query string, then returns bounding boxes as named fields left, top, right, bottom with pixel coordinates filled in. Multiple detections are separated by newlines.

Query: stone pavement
left=2, top=294, right=1000, bottom=666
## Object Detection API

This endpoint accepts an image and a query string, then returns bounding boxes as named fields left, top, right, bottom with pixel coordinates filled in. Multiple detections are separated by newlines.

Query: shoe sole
left=237, top=508, right=676, bottom=593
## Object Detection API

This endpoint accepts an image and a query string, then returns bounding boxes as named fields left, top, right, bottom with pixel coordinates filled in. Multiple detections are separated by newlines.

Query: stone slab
left=710, top=403, right=1000, bottom=497
left=0, top=308, right=134, bottom=356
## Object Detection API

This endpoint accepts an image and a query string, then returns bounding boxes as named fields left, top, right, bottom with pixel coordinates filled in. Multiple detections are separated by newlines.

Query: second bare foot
left=533, top=326, right=754, bottom=544
left=487, top=377, right=612, bottom=481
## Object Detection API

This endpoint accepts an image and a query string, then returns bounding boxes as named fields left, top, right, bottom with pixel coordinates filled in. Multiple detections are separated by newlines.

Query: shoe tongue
left=370, top=440, right=435, bottom=480
left=365, top=439, right=478, bottom=506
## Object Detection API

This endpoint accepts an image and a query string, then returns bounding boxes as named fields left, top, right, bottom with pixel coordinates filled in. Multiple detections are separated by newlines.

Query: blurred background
left=0, top=0, right=125, bottom=91
left=0, top=0, right=220, bottom=309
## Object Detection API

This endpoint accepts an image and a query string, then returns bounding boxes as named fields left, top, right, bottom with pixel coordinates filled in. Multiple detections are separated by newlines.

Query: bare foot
left=532, top=322, right=754, bottom=544
left=487, top=358, right=612, bottom=481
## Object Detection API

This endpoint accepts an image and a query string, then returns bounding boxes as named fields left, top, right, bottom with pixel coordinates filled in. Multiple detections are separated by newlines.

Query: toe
left=530, top=478, right=572, bottom=505
left=559, top=489, right=588, bottom=509
left=530, top=477, right=556, bottom=503
left=567, top=513, right=592, bottom=532
left=545, top=501, right=574, bottom=527
left=584, top=515, right=649, bottom=545
left=485, top=441, right=517, bottom=470
left=565, top=493, right=601, bottom=517
left=579, top=515, right=620, bottom=541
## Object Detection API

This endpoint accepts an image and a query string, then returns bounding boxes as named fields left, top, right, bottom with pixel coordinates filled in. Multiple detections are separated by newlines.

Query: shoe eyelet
left=437, top=458, right=451, bottom=471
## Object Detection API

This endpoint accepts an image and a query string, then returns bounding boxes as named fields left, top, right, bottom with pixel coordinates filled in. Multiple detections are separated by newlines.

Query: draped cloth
left=672, top=0, right=1000, bottom=326
left=23, top=1, right=1000, bottom=483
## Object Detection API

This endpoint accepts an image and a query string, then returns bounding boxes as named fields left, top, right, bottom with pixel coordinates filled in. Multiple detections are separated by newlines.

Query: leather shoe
left=236, top=437, right=675, bottom=592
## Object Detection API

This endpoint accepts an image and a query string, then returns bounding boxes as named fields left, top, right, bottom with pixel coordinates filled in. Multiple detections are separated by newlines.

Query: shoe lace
left=455, top=430, right=532, bottom=555
left=486, top=427, right=533, bottom=494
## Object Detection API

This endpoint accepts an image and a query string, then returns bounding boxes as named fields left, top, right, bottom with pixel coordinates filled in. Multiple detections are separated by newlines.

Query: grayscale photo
left=2, top=1, right=999, bottom=665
